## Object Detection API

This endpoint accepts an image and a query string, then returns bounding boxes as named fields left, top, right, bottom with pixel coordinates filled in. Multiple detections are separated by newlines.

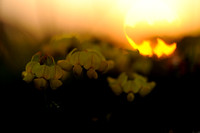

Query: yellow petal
left=83, top=52, right=102, bottom=70
left=50, top=79, right=63, bottom=90
left=33, top=78, right=48, bottom=90
left=110, top=84, right=123, bottom=96
left=91, top=54, right=102, bottom=69
left=87, top=68, right=98, bottom=79
left=70, top=52, right=80, bottom=65
left=87, top=49, right=105, bottom=61
left=33, top=65, right=46, bottom=78
left=48, top=65, right=63, bottom=80
left=33, top=65, right=51, bottom=79
left=73, top=64, right=82, bottom=76
left=66, top=48, right=77, bottom=61
left=139, top=82, right=156, bottom=97
left=131, top=81, right=141, bottom=94
left=118, top=72, right=128, bottom=87
left=107, top=77, right=117, bottom=84
left=79, top=51, right=89, bottom=66
left=43, top=66, right=51, bottom=80
left=57, top=60, right=73, bottom=71
left=23, top=72, right=34, bottom=83
left=123, top=80, right=132, bottom=93
left=25, top=61, right=39, bottom=73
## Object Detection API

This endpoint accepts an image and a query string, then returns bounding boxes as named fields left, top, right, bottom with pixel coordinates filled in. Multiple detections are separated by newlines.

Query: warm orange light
left=125, top=33, right=153, bottom=56
left=125, top=33, right=176, bottom=57
left=124, top=0, right=178, bottom=58
left=153, top=38, right=176, bottom=58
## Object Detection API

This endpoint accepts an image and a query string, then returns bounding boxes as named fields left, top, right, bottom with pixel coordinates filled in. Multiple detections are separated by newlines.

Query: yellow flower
left=22, top=52, right=64, bottom=90
left=108, top=72, right=156, bottom=102
left=60, top=48, right=114, bottom=79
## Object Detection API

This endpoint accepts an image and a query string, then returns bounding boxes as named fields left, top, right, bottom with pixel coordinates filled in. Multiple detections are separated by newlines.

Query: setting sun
left=124, top=0, right=178, bottom=57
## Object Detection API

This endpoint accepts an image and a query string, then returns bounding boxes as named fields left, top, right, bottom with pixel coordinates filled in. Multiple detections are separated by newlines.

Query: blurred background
left=1, top=0, right=200, bottom=131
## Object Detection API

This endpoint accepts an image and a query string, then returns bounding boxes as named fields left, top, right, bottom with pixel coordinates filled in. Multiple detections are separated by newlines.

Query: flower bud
left=33, top=78, right=48, bottom=90
left=73, top=64, right=82, bottom=76
left=139, top=82, right=156, bottom=97
left=127, top=92, right=135, bottom=102
left=22, top=72, right=34, bottom=83
left=87, top=68, right=98, bottom=79
left=50, top=79, right=63, bottom=90
left=110, top=84, right=123, bottom=96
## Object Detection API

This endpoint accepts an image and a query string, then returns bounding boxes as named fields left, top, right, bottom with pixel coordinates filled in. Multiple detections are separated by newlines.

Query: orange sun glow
left=124, top=0, right=178, bottom=57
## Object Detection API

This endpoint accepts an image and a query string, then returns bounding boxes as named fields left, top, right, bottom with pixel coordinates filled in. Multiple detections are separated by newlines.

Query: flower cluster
left=107, top=72, right=156, bottom=102
left=22, top=52, right=64, bottom=90
left=57, top=48, right=114, bottom=79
